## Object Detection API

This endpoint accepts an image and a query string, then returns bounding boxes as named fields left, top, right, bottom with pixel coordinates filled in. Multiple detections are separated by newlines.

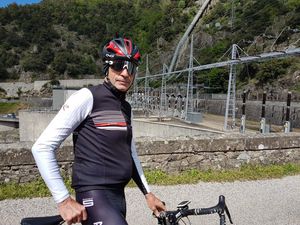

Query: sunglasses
left=106, top=60, right=138, bottom=76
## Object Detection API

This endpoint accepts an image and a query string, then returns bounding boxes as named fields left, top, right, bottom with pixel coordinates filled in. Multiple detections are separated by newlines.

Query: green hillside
left=0, top=0, right=299, bottom=94
left=195, top=0, right=300, bottom=94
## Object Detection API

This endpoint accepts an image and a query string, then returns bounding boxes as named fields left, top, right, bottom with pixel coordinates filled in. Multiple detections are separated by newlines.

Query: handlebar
left=157, top=195, right=233, bottom=225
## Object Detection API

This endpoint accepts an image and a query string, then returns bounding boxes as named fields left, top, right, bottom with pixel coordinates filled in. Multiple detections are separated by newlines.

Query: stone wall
left=137, top=133, right=300, bottom=172
left=0, top=82, right=33, bottom=97
left=1, top=132, right=300, bottom=184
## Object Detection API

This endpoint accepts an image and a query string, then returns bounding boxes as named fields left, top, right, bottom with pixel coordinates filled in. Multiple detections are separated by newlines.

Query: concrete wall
left=0, top=124, right=15, bottom=132
left=199, top=99, right=300, bottom=127
left=18, top=110, right=219, bottom=142
left=33, top=79, right=103, bottom=90
left=0, top=118, right=18, bottom=132
left=59, top=79, right=103, bottom=88
left=52, top=89, right=78, bottom=110
left=133, top=119, right=220, bottom=138
left=19, top=110, right=59, bottom=142
left=1, top=132, right=300, bottom=183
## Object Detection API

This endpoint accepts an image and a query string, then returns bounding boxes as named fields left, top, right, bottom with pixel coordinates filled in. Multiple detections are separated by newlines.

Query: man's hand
left=145, top=192, right=166, bottom=217
left=58, top=196, right=87, bottom=225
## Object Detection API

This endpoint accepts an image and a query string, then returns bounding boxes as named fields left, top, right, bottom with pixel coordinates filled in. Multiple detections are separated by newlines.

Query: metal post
left=260, top=91, right=267, bottom=133
left=132, top=70, right=139, bottom=108
left=240, top=90, right=246, bottom=133
left=159, top=64, right=168, bottom=119
left=224, top=44, right=237, bottom=130
left=185, top=35, right=194, bottom=120
left=284, top=92, right=291, bottom=133
left=144, top=54, right=150, bottom=117
left=168, top=0, right=212, bottom=73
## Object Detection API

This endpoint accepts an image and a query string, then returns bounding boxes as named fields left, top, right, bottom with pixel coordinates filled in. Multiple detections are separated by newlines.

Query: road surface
left=1, top=175, right=300, bottom=225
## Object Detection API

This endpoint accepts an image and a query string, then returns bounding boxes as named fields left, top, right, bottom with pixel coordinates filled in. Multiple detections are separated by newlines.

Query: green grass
left=0, top=177, right=74, bottom=201
left=138, top=163, right=300, bottom=185
left=1, top=163, right=300, bottom=200
left=0, top=102, right=26, bottom=114
left=0, top=179, right=51, bottom=200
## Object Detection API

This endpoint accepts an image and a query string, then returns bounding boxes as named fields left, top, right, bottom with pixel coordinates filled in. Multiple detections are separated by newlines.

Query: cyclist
left=32, top=37, right=166, bottom=225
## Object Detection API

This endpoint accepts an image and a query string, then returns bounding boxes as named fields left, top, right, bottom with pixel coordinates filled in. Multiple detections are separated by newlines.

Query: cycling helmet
left=102, top=37, right=141, bottom=75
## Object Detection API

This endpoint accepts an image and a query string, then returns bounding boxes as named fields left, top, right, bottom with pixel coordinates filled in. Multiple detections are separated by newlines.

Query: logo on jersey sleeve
left=91, top=110, right=127, bottom=131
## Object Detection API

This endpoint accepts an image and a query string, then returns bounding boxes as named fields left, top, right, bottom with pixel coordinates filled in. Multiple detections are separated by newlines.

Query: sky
left=0, top=0, right=41, bottom=8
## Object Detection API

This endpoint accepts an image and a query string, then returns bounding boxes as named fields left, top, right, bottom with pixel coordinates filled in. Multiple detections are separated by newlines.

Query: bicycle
left=20, top=195, right=233, bottom=225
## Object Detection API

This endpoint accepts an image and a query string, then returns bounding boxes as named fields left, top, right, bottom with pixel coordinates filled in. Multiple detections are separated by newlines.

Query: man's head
left=102, top=37, right=141, bottom=92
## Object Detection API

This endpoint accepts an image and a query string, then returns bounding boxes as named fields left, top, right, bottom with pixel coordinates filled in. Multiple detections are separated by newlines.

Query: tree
left=0, top=62, right=9, bottom=81
left=21, top=53, right=47, bottom=72
left=52, top=52, right=69, bottom=74
left=256, top=59, right=291, bottom=84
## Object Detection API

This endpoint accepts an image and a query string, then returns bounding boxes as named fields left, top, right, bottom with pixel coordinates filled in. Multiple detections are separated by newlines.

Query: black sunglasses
left=106, top=60, right=138, bottom=75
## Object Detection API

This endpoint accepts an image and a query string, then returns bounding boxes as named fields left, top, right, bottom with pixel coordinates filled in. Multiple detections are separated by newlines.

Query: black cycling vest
left=71, top=81, right=134, bottom=192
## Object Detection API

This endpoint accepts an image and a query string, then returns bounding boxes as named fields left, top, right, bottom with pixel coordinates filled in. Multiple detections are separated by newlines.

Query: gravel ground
left=1, top=175, right=300, bottom=225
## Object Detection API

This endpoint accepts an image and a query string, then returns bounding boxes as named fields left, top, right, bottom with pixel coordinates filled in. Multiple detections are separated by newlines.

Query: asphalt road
left=1, top=175, right=300, bottom=225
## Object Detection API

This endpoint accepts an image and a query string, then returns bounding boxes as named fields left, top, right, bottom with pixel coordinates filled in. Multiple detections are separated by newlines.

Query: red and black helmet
left=102, top=37, right=141, bottom=65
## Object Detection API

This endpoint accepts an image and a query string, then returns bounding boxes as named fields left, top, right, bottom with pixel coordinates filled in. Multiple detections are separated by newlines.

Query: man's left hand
left=145, top=192, right=166, bottom=217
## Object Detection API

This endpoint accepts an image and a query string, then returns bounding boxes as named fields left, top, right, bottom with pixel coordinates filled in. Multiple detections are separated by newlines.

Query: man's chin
left=115, top=84, right=129, bottom=92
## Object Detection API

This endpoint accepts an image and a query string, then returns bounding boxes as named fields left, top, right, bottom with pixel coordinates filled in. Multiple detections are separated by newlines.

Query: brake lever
left=157, top=216, right=166, bottom=225
left=155, top=201, right=167, bottom=224
left=224, top=204, right=233, bottom=224
left=217, top=195, right=233, bottom=224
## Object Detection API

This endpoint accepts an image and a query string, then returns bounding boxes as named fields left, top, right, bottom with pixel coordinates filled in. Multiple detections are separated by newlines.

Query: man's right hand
left=58, top=196, right=87, bottom=225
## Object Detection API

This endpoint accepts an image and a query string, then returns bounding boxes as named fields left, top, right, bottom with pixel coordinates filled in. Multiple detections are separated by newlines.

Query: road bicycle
left=20, top=195, right=233, bottom=225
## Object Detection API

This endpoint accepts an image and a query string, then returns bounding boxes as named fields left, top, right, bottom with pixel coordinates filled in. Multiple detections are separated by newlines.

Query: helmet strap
left=103, top=63, right=109, bottom=77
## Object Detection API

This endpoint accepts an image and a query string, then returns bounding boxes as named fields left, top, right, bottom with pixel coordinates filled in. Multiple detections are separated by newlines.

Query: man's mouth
left=117, top=80, right=128, bottom=85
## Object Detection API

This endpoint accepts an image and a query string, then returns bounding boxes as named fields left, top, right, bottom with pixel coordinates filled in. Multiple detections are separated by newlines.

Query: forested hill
left=0, top=0, right=197, bottom=81
left=0, top=0, right=299, bottom=95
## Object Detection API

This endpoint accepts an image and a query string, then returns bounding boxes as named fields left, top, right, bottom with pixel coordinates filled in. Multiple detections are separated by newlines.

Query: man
left=32, top=37, right=166, bottom=225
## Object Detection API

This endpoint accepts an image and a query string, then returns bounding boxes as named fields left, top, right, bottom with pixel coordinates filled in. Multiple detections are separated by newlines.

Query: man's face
left=107, top=65, right=135, bottom=92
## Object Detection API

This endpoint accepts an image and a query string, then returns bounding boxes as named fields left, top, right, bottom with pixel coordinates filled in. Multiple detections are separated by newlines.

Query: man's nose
left=120, top=67, right=130, bottom=76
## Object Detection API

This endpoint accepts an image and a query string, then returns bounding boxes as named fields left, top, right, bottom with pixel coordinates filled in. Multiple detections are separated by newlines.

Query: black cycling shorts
left=76, top=189, right=128, bottom=225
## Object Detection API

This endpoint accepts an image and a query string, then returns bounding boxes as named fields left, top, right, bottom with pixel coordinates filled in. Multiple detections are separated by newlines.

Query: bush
left=197, top=68, right=228, bottom=93
left=255, top=59, right=292, bottom=84
left=52, top=51, right=70, bottom=74
left=0, top=48, right=19, bottom=67
left=21, top=54, right=46, bottom=72
left=50, top=79, right=60, bottom=86
left=0, top=62, right=9, bottom=81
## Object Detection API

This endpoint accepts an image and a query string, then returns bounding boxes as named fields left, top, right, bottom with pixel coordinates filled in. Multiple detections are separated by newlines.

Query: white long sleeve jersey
left=32, top=84, right=150, bottom=204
